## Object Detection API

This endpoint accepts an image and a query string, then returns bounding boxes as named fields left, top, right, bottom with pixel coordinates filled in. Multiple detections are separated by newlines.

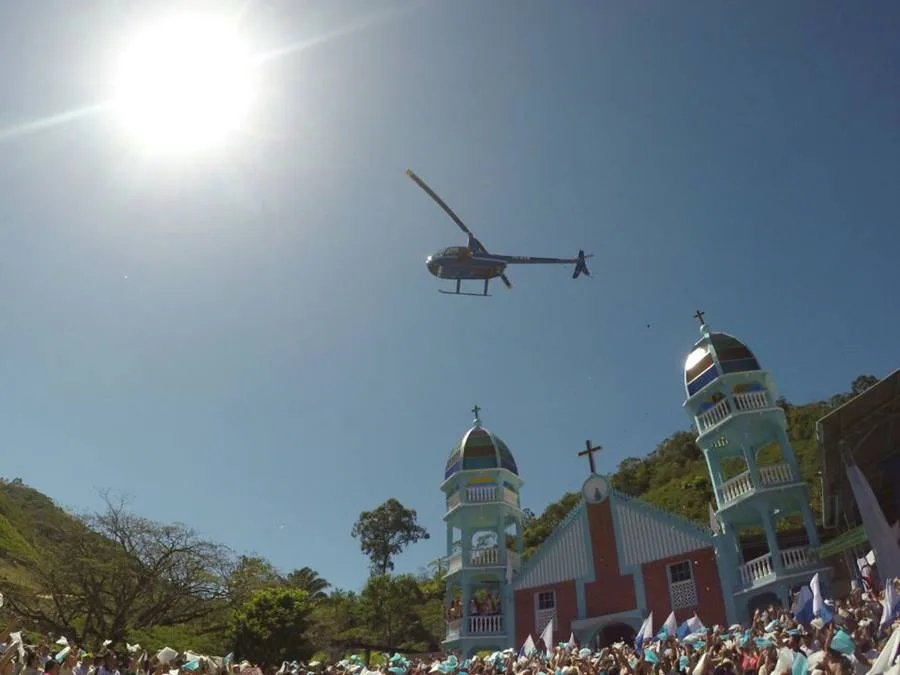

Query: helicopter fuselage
left=426, top=246, right=506, bottom=280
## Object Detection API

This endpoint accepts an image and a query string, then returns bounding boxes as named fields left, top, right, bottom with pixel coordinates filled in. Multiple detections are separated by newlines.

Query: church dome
left=684, top=328, right=761, bottom=397
left=444, top=410, right=519, bottom=480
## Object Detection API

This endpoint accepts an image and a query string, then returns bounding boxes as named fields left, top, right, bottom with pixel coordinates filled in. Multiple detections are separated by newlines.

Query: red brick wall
left=514, top=580, right=578, bottom=647
left=583, top=500, right=638, bottom=617
left=640, top=546, right=727, bottom=628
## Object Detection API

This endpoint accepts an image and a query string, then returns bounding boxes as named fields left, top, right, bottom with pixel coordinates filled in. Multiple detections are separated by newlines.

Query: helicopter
left=407, top=169, right=592, bottom=296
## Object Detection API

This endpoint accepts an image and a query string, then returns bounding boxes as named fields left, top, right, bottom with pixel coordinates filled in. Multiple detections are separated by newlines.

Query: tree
left=350, top=499, right=429, bottom=576
left=307, top=590, right=362, bottom=661
left=230, top=588, right=314, bottom=666
left=4, top=493, right=231, bottom=647
left=227, top=555, right=284, bottom=606
left=851, top=374, right=879, bottom=396
left=357, top=574, right=432, bottom=650
left=285, top=567, right=330, bottom=600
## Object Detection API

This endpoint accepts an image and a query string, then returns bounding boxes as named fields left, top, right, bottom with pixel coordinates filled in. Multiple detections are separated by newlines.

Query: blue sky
left=0, top=0, right=898, bottom=592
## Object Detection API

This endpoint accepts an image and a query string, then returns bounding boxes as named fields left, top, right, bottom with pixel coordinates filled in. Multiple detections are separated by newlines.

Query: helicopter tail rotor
left=573, top=250, right=592, bottom=279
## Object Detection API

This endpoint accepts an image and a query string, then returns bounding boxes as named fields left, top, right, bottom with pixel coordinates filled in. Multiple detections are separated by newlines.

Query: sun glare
left=113, top=16, right=252, bottom=151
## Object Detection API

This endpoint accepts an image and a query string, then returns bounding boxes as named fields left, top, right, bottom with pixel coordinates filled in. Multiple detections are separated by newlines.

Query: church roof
left=513, top=484, right=715, bottom=590
left=444, top=412, right=519, bottom=480
left=684, top=325, right=762, bottom=397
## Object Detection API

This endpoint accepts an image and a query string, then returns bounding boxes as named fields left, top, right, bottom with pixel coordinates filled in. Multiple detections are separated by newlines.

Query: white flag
left=540, top=616, right=554, bottom=654
left=521, top=634, right=536, bottom=655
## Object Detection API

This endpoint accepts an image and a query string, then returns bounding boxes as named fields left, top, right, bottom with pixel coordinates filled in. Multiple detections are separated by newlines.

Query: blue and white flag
left=677, top=613, right=705, bottom=641
left=635, top=612, right=653, bottom=651
left=791, top=586, right=814, bottom=624
left=656, top=611, right=677, bottom=640
left=810, top=573, right=834, bottom=623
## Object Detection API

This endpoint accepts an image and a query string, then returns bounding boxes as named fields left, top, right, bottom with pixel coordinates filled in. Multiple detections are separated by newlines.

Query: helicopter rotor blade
left=406, top=169, right=485, bottom=246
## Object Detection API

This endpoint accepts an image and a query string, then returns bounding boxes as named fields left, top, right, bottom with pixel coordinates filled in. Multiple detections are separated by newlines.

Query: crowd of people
left=445, top=593, right=503, bottom=621
left=0, top=579, right=897, bottom=675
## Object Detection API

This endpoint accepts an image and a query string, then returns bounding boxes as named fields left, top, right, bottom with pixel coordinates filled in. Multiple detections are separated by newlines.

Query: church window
left=536, top=590, right=555, bottom=610
left=667, top=560, right=698, bottom=610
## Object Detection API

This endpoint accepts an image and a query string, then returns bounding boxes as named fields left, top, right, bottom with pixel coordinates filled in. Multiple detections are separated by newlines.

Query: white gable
left=613, top=497, right=713, bottom=568
left=514, top=504, right=593, bottom=590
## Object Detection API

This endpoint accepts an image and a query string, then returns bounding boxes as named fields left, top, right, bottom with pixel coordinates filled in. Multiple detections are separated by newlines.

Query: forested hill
left=518, top=374, right=881, bottom=559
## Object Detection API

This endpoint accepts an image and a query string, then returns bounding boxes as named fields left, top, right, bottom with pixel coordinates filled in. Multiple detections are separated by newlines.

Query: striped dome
left=685, top=331, right=761, bottom=396
left=444, top=424, right=519, bottom=480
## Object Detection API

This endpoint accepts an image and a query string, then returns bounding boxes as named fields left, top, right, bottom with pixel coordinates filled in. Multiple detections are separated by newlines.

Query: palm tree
left=285, top=567, right=330, bottom=599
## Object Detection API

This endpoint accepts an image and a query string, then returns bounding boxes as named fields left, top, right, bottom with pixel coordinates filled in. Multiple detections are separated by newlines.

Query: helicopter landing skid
left=439, top=289, right=491, bottom=297
left=439, top=278, right=490, bottom=297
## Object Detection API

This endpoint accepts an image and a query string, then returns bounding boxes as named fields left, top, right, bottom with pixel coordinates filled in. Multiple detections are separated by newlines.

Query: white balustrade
left=535, top=608, right=557, bottom=635
left=740, top=553, right=774, bottom=586
left=759, top=463, right=792, bottom=487
left=445, top=619, right=461, bottom=640
left=733, top=390, right=770, bottom=412
left=697, top=390, right=772, bottom=434
left=781, top=546, right=812, bottom=570
left=446, top=492, right=461, bottom=511
left=447, top=553, right=462, bottom=575
left=504, top=489, right=519, bottom=507
left=721, top=471, right=753, bottom=504
left=720, top=463, right=796, bottom=506
left=470, top=548, right=500, bottom=566
left=469, top=615, right=503, bottom=634
left=697, top=398, right=731, bottom=432
left=466, top=486, right=497, bottom=503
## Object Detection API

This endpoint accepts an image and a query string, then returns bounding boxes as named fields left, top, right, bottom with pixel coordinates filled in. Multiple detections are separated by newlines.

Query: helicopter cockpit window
left=441, top=246, right=463, bottom=256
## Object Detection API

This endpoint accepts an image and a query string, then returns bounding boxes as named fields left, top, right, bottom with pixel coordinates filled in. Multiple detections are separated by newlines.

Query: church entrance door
left=595, top=623, right=637, bottom=649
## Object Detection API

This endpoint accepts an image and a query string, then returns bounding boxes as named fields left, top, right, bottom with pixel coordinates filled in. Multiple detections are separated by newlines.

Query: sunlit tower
left=441, top=406, right=526, bottom=656
left=682, top=312, right=829, bottom=621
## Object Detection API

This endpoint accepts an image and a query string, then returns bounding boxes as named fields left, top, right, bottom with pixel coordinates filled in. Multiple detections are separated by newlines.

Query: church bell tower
left=682, top=312, right=830, bottom=621
left=440, top=407, right=526, bottom=657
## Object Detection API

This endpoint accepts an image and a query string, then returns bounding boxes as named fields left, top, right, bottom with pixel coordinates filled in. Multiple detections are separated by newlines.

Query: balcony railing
left=696, top=390, right=773, bottom=434
left=740, top=553, right=774, bottom=586
left=738, top=546, right=816, bottom=588
left=781, top=546, right=813, bottom=570
left=445, top=615, right=505, bottom=639
left=719, top=462, right=796, bottom=506
left=445, top=548, right=521, bottom=574
left=469, top=615, right=503, bottom=634
left=446, top=486, right=520, bottom=511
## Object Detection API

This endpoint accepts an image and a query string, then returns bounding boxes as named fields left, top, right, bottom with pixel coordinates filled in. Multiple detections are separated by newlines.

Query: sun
left=112, top=16, right=253, bottom=151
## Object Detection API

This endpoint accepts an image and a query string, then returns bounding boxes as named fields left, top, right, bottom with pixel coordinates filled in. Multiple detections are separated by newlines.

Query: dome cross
left=471, top=404, right=482, bottom=425
left=693, top=309, right=706, bottom=325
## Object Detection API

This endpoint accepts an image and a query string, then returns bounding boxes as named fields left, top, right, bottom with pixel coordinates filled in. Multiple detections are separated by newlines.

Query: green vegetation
left=0, top=376, right=877, bottom=660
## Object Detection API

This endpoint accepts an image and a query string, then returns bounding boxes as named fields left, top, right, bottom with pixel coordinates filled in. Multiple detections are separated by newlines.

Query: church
left=439, top=318, right=830, bottom=656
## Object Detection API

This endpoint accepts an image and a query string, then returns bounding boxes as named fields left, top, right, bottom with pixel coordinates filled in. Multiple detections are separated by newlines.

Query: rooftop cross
left=578, top=440, right=603, bottom=475
left=471, top=405, right=481, bottom=424
left=693, top=309, right=706, bottom=326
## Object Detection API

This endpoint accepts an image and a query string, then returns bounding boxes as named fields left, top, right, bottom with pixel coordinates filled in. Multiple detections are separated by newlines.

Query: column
left=760, top=511, right=783, bottom=575
left=461, top=578, right=472, bottom=636
left=800, top=499, right=821, bottom=547
left=777, top=428, right=803, bottom=482
left=742, top=439, right=762, bottom=487
left=704, top=452, right=724, bottom=508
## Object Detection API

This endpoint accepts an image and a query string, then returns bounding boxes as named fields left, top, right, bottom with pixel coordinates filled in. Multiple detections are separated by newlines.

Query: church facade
left=441, top=319, right=830, bottom=655
left=511, top=476, right=730, bottom=647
